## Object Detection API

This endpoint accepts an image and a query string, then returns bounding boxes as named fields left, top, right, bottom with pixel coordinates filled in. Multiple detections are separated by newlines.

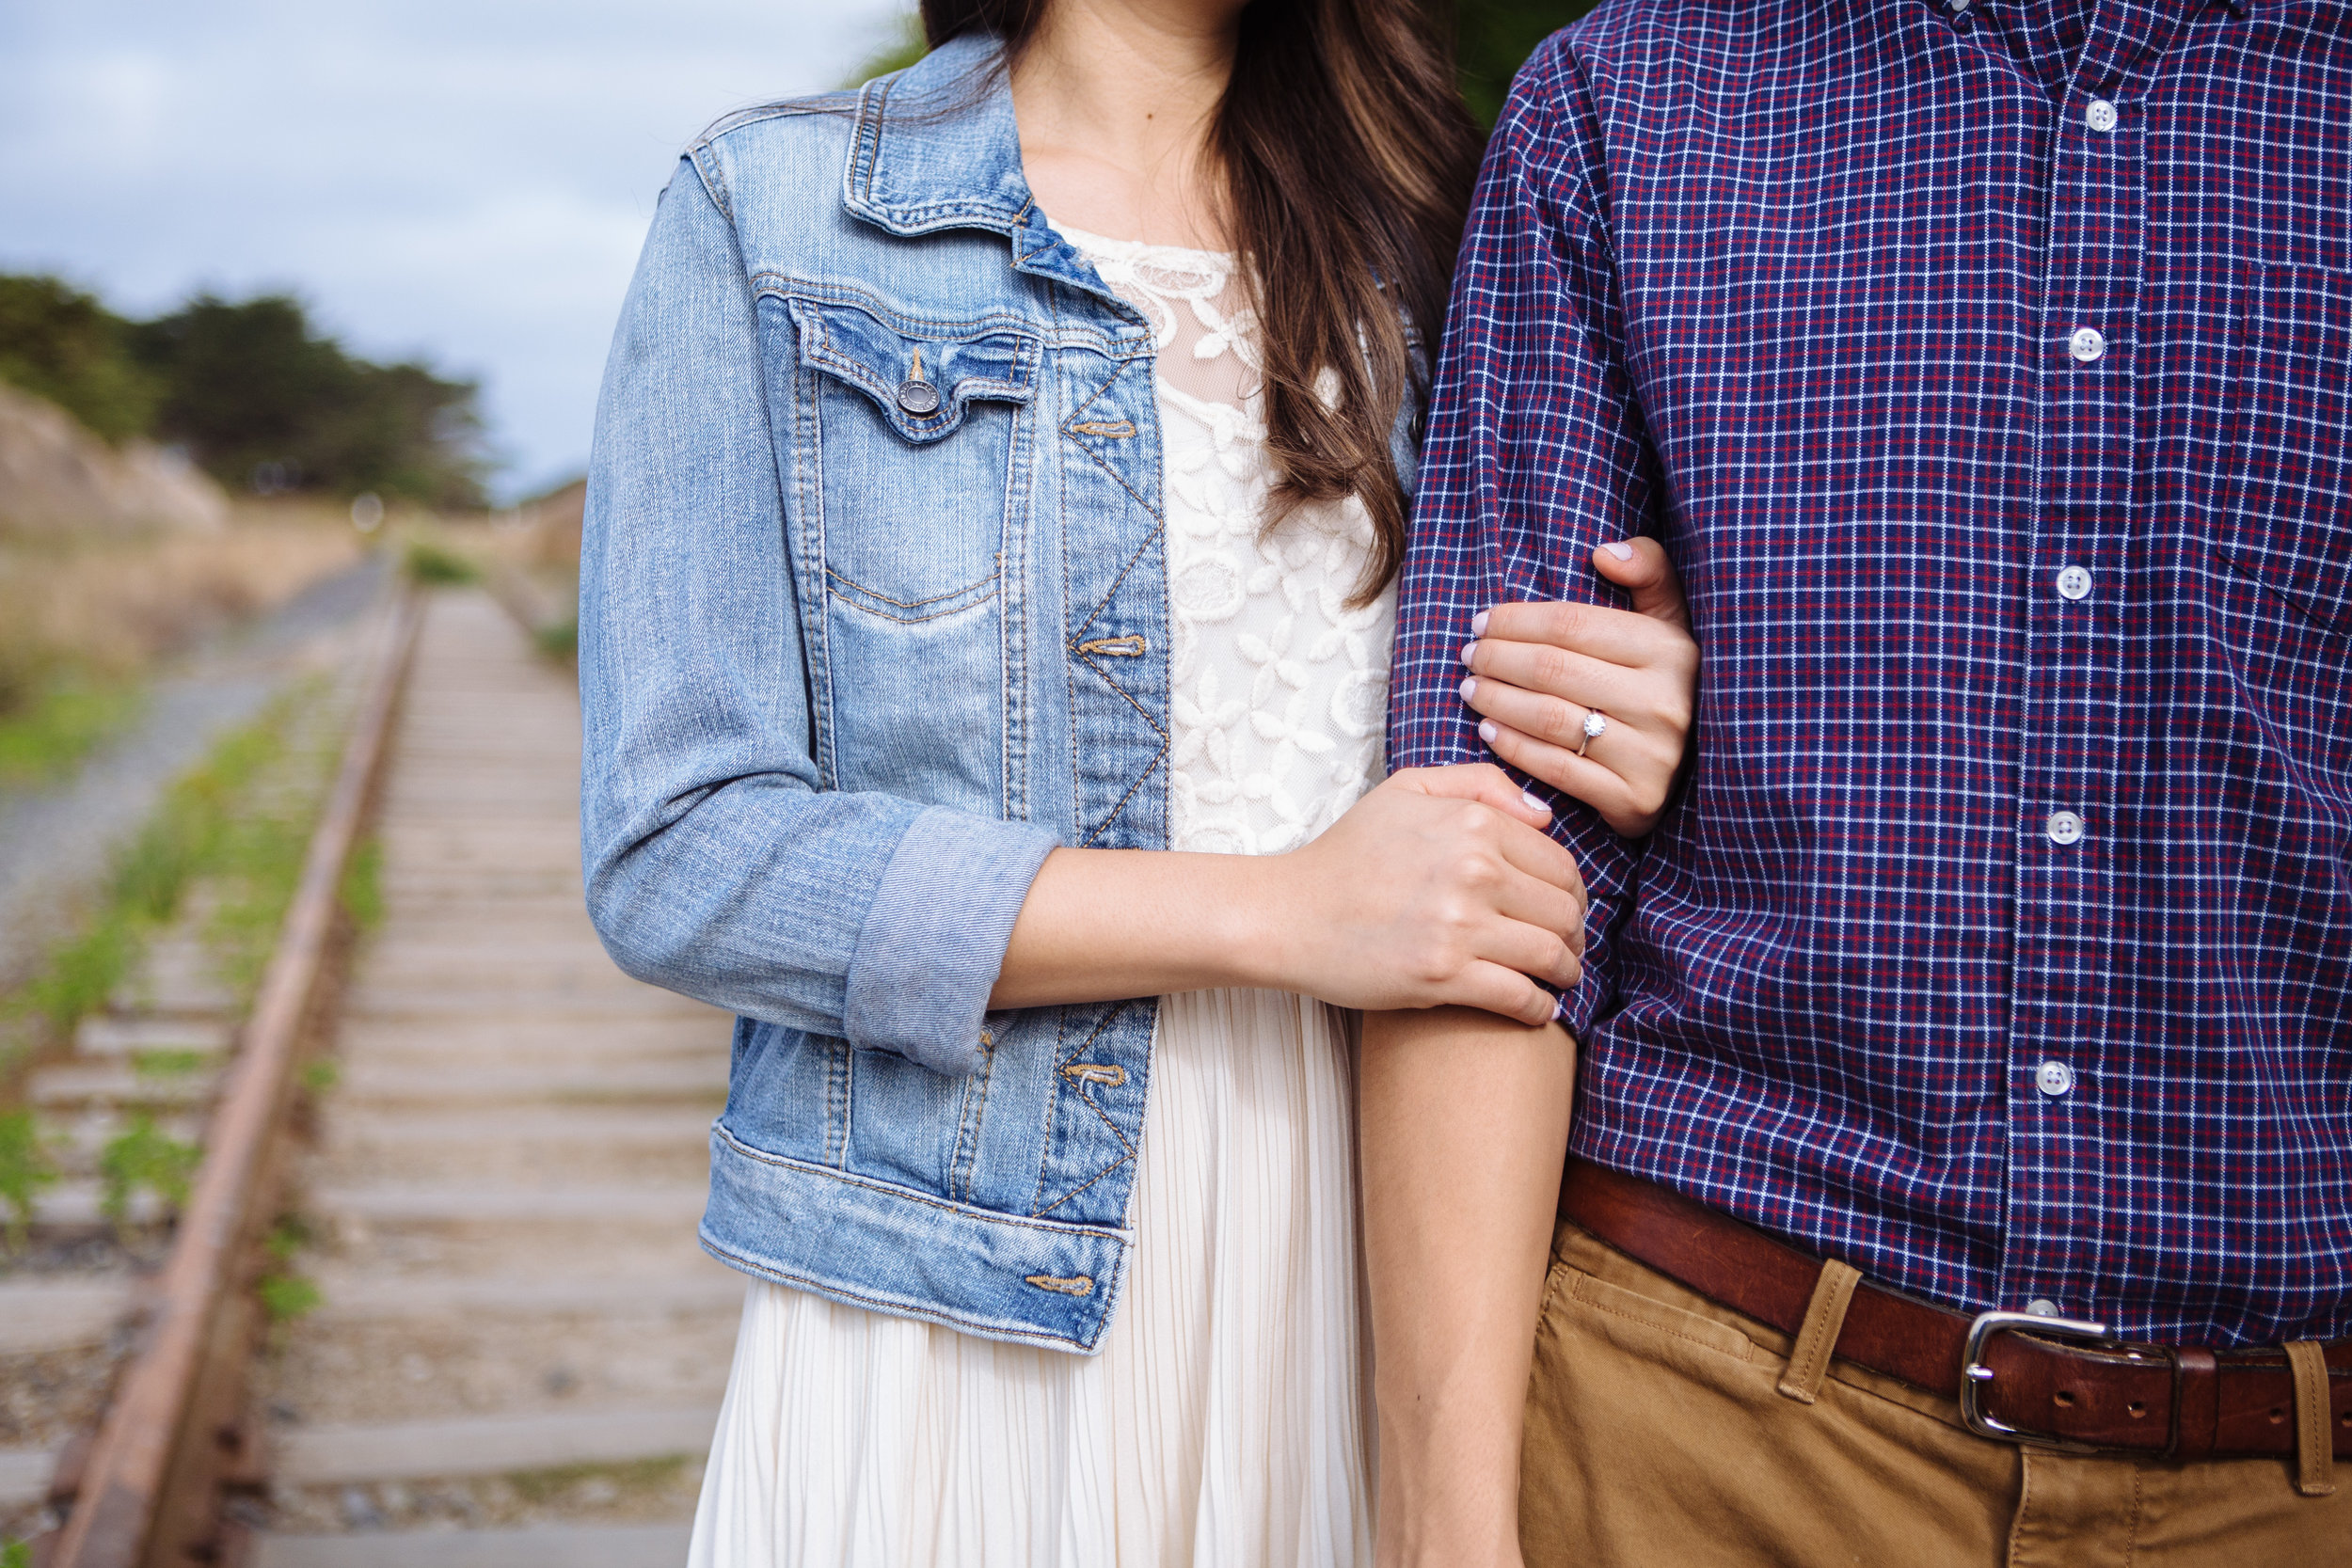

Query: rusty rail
left=47, top=587, right=424, bottom=1568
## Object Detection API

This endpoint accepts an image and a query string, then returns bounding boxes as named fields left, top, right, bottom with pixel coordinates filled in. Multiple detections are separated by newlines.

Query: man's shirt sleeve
left=1389, top=43, right=1669, bottom=1037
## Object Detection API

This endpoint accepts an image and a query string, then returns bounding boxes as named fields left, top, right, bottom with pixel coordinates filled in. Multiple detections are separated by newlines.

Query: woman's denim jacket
left=580, top=37, right=1415, bottom=1354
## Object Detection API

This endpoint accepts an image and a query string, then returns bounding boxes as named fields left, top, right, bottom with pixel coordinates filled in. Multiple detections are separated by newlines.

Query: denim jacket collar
left=844, top=34, right=1112, bottom=303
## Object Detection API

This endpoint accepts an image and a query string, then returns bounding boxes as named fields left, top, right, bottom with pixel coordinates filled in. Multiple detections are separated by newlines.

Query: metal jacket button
left=897, top=345, right=942, bottom=415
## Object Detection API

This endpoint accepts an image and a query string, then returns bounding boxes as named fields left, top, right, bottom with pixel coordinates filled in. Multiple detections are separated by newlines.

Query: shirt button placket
left=2008, top=39, right=2159, bottom=1312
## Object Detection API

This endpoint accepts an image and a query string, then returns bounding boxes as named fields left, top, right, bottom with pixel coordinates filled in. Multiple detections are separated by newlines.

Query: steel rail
left=48, top=586, right=424, bottom=1568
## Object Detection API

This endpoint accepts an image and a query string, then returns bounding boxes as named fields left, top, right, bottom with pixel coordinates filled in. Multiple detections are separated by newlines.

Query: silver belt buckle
left=1960, top=1308, right=2116, bottom=1451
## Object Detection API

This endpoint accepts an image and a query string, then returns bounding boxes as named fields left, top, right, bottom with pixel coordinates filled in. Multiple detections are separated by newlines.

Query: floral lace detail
left=1059, top=224, right=1397, bottom=857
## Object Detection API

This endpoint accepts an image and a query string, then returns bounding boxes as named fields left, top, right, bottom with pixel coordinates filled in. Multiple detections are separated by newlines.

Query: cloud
left=0, top=0, right=913, bottom=498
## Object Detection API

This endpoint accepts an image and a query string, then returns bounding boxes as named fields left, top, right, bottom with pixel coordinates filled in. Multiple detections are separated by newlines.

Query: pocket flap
left=787, top=297, right=1040, bottom=443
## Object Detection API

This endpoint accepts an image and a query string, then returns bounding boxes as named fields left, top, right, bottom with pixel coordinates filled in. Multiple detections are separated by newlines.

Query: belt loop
left=1777, top=1259, right=1863, bottom=1404
left=2286, top=1340, right=2337, bottom=1497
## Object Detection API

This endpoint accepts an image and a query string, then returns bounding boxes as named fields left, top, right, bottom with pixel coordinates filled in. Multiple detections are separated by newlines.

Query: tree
left=0, top=275, right=164, bottom=444
left=1458, top=0, right=1600, bottom=126
left=129, top=293, right=486, bottom=508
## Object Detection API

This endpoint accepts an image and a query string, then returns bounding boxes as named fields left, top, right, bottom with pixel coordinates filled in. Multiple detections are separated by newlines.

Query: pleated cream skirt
left=686, top=987, right=1374, bottom=1568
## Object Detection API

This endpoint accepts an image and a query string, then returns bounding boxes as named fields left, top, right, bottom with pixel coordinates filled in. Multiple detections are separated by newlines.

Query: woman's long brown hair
left=919, top=0, right=1482, bottom=602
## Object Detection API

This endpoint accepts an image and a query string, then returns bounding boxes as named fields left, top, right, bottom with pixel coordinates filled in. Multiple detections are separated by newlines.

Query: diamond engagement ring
left=1577, top=710, right=1608, bottom=757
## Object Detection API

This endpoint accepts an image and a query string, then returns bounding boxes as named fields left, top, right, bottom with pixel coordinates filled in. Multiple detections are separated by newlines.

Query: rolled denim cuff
left=844, top=807, right=1060, bottom=1076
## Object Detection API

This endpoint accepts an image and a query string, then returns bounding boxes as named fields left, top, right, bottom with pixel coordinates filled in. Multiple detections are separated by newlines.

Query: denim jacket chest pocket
left=784, top=293, right=1041, bottom=623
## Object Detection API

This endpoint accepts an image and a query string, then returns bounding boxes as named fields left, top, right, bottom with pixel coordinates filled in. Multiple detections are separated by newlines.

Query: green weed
left=0, top=1109, right=57, bottom=1252
left=133, top=1048, right=210, bottom=1079
left=404, top=539, right=480, bottom=586
left=0, top=674, right=144, bottom=785
left=532, top=615, right=578, bottom=662
left=98, top=1114, right=199, bottom=1241
left=5, top=1535, right=33, bottom=1568
left=340, top=837, right=383, bottom=931
left=299, top=1058, right=340, bottom=1094
left=257, top=1271, right=321, bottom=1324
left=11, top=695, right=296, bottom=1049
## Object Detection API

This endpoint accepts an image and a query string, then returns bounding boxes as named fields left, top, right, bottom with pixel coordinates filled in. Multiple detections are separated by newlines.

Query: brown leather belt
left=1558, top=1158, right=2352, bottom=1460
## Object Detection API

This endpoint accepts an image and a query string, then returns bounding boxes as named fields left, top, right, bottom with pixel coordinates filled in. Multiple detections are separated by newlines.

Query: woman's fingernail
left=1522, top=788, right=1549, bottom=816
left=1478, top=719, right=1499, bottom=744
left=1470, top=610, right=1490, bottom=636
left=1459, top=676, right=1477, bottom=702
left=1606, top=540, right=1635, bottom=561
left=1459, top=640, right=1479, bottom=667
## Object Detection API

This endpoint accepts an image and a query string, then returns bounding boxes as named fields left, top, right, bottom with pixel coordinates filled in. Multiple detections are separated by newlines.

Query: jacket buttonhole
left=1070, top=420, right=1136, bottom=438
left=1076, top=636, right=1147, bottom=657
left=1060, top=1063, right=1126, bottom=1087
left=1025, top=1273, right=1094, bottom=1297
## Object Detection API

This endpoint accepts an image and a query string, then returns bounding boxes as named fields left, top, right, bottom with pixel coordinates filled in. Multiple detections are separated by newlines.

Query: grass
left=340, top=836, right=383, bottom=932
left=14, top=699, right=295, bottom=1044
left=404, top=538, right=480, bottom=586
left=0, top=1109, right=56, bottom=1252
left=0, top=673, right=144, bottom=787
left=256, top=1213, right=321, bottom=1328
left=0, top=681, right=346, bottom=1236
left=98, top=1113, right=199, bottom=1242
left=532, top=615, right=578, bottom=662
left=504, top=1454, right=692, bottom=1506
left=0, top=507, right=360, bottom=729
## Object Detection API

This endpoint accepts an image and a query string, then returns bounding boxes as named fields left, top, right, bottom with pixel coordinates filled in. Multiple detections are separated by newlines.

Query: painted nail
left=1606, top=540, right=1635, bottom=561
left=1522, top=788, right=1549, bottom=816
left=1478, top=719, right=1499, bottom=744
left=1460, top=640, right=1479, bottom=667
left=1459, top=676, right=1477, bottom=702
left=1471, top=610, right=1490, bottom=636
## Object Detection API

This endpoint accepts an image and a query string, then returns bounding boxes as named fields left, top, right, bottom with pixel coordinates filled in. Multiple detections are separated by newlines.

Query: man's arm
left=1369, top=36, right=1664, bottom=1567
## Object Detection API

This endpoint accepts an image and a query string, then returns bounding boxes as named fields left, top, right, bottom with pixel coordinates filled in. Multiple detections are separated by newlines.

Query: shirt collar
left=841, top=34, right=1122, bottom=299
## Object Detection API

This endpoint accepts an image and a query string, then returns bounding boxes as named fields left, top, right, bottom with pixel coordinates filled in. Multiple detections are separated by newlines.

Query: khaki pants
left=1520, top=1221, right=2351, bottom=1567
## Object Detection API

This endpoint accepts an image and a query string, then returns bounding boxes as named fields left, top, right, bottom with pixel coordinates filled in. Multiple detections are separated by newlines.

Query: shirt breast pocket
left=2210, top=268, right=2352, bottom=800
left=786, top=294, right=1041, bottom=624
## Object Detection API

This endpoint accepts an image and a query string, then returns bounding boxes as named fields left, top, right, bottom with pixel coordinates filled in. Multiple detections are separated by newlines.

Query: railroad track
left=8, top=589, right=739, bottom=1568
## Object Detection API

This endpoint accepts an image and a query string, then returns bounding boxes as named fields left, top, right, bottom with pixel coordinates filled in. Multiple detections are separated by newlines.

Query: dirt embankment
left=0, top=383, right=365, bottom=710
left=0, top=379, right=227, bottom=541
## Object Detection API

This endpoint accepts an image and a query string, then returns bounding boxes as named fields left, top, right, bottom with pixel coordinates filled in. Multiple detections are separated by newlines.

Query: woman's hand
left=1257, top=764, right=1586, bottom=1027
left=1456, top=538, right=1697, bottom=837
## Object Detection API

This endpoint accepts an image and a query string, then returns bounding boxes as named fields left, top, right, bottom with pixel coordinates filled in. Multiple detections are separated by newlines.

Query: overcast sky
left=0, top=0, right=911, bottom=499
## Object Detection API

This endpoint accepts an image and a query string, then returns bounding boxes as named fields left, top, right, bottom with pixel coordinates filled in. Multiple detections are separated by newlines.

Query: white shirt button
left=2026, top=1297, right=2062, bottom=1316
left=2086, top=98, right=2118, bottom=134
left=2046, top=810, right=2085, bottom=846
left=2036, top=1060, right=2076, bottom=1098
left=2069, top=327, right=2107, bottom=363
left=2056, top=565, right=2092, bottom=601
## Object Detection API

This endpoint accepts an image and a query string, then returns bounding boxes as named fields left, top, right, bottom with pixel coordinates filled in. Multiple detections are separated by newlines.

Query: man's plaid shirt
left=1390, top=0, right=2352, bottom=1343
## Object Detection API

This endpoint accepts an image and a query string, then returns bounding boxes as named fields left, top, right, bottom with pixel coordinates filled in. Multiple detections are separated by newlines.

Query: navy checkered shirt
left=1391, top=0, right=2352, bottom=1344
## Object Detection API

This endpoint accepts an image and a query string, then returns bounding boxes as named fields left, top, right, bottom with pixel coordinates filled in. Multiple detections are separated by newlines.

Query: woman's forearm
left=1360, top=1006, right=1576, bottom=1568
left=988, top=847, right=1284, bottom=1007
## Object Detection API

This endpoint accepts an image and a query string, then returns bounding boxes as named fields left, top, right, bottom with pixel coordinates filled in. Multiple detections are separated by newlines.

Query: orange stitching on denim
left=1071, top=420, right=1136, bottom=437
left=824, top=566, right=997, bottom=610
left=695, top=1237, right=1097, bottom=1351
left=1061, top=1063, right=1126, bottom=1086
left=1032, top=1151, right=1134, bottom=1219
left=1076, top=635, right=1146, bottom=657
left=713, top=1123, right=1111, bottom=1240
left=1025, top=1274, right=1094, bottom=1296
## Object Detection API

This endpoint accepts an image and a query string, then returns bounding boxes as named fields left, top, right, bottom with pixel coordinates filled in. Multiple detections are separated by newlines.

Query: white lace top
left=689, top=227, right=1384, bottom=1568
left=1060, top=226, right=1399, bottom=856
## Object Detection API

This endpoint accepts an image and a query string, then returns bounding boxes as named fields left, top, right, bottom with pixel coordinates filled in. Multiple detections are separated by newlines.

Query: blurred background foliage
left=854, top=0, right=1600, bottom=125
left=0, top=275, right=486, bottom=509
left=1456, top=0, right=1600, bottom=124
